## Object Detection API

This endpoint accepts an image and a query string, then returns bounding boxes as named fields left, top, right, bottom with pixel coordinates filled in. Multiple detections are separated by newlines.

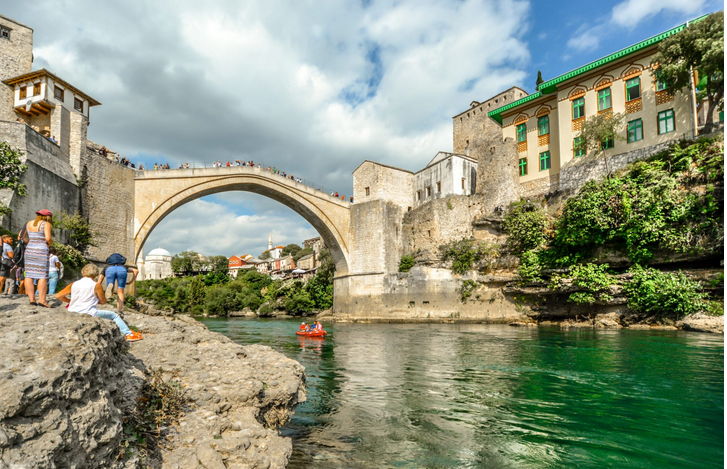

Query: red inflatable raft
left=296, top=330, right=328, bottom=337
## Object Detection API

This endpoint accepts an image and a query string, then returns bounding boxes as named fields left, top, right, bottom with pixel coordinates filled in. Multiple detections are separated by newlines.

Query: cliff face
left=0, top=296, right=306, bottom=469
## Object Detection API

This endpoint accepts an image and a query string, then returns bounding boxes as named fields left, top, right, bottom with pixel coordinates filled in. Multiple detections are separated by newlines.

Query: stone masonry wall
left=0, top=120, right=80, bottom=237
left=353, top=161, right=414, bottom=210
left=402, top=194, right=490, bottom=258
left=453, top=87, right=528, bottom=154
left=475, top=135, right=519, bottom=212
left=348, top=199, right=405, bottom=275
left=0, top=15, right=33, bottom=81
left=81, top=144, right=136, bottom=263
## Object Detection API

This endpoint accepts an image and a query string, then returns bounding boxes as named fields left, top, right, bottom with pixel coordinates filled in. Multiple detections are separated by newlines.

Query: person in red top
left=300, top=322, right=307, bottom=331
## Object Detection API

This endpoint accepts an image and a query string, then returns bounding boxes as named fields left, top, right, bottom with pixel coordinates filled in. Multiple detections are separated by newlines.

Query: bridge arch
left=134, top=167, right=351, bottom=275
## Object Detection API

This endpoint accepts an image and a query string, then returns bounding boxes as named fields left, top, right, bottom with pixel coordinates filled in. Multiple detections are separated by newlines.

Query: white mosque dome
left=147, top=247, right=172, bottom=257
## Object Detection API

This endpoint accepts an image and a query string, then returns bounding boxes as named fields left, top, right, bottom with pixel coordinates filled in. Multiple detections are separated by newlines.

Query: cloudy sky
left=2, top=0, right=718, bottom=258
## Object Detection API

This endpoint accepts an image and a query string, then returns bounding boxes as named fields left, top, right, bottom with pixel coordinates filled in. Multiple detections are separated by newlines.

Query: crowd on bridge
left=138, top=158, right=353, bottom=202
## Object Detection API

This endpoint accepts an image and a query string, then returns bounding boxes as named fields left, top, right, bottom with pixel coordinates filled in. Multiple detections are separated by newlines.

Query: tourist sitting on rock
left=56, top=264, right=142, bottom=342
left=97, top=253, right=138, bottom=313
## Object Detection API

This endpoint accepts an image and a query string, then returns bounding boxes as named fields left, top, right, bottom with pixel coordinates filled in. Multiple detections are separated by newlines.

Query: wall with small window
left=412, top=153, right=477, bottom=208
left=352, top=160, right=414, bottom=211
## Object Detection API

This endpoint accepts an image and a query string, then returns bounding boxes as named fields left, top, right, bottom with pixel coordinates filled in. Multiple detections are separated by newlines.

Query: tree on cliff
left=576, top=111, right=625, bottom=176
left=0, top=142, right=28, bottom=216
left=650, top=11, right=724, bottom=131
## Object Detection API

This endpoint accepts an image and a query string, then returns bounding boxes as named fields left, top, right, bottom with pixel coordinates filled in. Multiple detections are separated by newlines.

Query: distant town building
left=228, top=254, right=257, bottom=278
left=137, top=247, right=173, bottom=280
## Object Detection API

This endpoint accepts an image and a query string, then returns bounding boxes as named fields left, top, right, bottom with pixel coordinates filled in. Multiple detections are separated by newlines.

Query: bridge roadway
left=133, top=165, right=352, bottom=275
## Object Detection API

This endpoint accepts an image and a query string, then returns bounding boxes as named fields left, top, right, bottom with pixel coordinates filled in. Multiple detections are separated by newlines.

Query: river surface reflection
left=199, top=318, right=724, bottom=468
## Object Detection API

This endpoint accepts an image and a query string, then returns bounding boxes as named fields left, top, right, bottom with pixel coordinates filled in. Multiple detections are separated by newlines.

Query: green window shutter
left=516, top=123, right=527, bottom=142
left=626, top=77, right=641, bottom=101
left=658, top=109, right=675, bottom=134
left=519, top=158, right=528, bottom=176
left=574, top=137, right=585, bottom=157
left=572, top=98, right=585, bottom=119
left=598, top=88, right=611, bottom=111
left=538, top=115, right=549, bottom=136
left=539, top=151, right=551, bottom=171
left=601, top=135, right=614, bottom=150
left=627, top=119, right=643, bottom=143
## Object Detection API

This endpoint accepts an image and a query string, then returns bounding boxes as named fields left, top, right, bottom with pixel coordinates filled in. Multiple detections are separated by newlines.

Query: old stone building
left=0, top=13, right=136, bottom=264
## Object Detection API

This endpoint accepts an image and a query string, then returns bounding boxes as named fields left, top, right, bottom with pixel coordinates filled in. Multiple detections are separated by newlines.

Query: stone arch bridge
left=134, top=166, right=352, bottom=275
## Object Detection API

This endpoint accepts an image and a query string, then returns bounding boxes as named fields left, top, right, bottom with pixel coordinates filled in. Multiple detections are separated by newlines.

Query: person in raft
left=56, top=264, right=143, bottom=342
left=300, top=322, right=308, bottom=332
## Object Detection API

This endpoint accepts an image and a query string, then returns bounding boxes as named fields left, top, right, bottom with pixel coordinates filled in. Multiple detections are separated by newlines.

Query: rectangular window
left=0, top=26, right=9, bottom=40
left=33, top=83, right=41, bottom=96
left=655, top=70, right=667, bottom=91
left=516, top=123, right=526, bottom=142
left=598, top=88, right=611, bottom=111
left=416, top=190, right=421, bottom=201
left=74, top=97, right=83, bottom=112
left=426, top=186, right=431, bottom=197
left=572, top=97, right=585, bottom=119
left=574, top=137, right=585, bottom=157
left=54, top=86, right=64, bottom=101
left=19, top=87, right=26, bottom=99
left=601, top=135, right=614, bottom=150
left=365, top=187, right=370, bottom=196
left=658, top=109, right=675, bottom=134
left=538, top=115, right=549, bottom=136
left=627, top=119, right=643, bottom=143
left=436, top=181, right=441, bottom=193
left=461, top=178, right=465, bottom=190
left=539, top=151, right=551, bottom=171
left=626, top=77, right=641, bottom=101
left=519, top=158, right=527, bottom=176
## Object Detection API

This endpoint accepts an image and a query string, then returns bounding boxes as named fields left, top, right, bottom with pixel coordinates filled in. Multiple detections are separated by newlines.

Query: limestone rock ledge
left=0, top=296, right=306, bottom=469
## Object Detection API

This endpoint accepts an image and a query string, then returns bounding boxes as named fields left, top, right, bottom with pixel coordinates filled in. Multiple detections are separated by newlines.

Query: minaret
left=268, top=232, right=273, bottom=251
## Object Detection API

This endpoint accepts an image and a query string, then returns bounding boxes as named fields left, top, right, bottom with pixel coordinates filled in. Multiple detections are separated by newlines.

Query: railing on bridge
left=134, top=163, right=351, bottom=204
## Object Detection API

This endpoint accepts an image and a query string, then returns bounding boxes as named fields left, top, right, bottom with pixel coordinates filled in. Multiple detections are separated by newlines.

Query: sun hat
left=36, top=209, right=52, bottom=216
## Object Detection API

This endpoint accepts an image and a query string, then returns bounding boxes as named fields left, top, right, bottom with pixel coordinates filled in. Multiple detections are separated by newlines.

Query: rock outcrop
left=0, top=296, right=306, bottom=469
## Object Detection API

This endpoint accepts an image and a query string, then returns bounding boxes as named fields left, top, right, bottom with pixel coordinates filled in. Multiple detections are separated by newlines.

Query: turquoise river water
left=199, top=318, right=724, bottom=468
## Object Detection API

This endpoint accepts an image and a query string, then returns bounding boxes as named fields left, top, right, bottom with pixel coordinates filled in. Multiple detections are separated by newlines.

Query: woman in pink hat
left=21, top=209, right=53, bottom=307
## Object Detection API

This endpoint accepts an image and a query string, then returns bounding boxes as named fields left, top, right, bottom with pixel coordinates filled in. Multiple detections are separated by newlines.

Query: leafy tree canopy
left=260, top=250, right=271, bottom=259
left=650, top=11, right=724, bottom=128
left=281, top=243, right=302, bottom=258
left=171, top=250, right=207, bottom=273
left=577, top=111, right=625, bottom=175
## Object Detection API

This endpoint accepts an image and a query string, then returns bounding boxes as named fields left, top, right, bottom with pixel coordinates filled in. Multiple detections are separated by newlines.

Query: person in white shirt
left=0, top=235, right=14, bottom=295
left=48, top=246, right=61, bottom=295
left=56, top=263, right=142, bottom=342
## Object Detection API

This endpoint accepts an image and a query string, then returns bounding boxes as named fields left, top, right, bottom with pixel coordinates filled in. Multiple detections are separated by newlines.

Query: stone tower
left=473, top=134, right=520, bottom=213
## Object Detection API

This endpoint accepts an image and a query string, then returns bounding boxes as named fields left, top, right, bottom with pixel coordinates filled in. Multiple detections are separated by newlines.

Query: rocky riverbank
left=0, top=295, right=306, bottom=469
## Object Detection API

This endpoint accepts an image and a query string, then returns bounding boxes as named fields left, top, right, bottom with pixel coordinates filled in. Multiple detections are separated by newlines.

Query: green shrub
left=305, top=273, right=333, bottom=310
left=204, top=285, right=238, bottom=316
left=399, top=255, right=416, bottom=272
left=518, top=250, right=543, bottom=283
left=624, top=265, right=706, bottom=318
left=53, top=242, right=87, bottom=271
left=459, top=279, right=478, bottom=302
left=285, top=290, right=316, bottom=314
left=439, top=238, right=497, bottom=275
left=54, top=211, right=95, bottom=250
left=551, top=263, right=616, bottom=304
left=503, top=203, right=549, bottom=254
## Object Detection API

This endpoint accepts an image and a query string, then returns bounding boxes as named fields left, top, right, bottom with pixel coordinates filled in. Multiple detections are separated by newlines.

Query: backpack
left=106, top=253, right=127, bottom=265
left=11, top=229, right=26, bottom=269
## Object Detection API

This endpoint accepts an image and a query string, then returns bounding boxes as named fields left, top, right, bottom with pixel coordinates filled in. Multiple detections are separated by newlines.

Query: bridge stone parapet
left=134, top=166, right=352, bottom=275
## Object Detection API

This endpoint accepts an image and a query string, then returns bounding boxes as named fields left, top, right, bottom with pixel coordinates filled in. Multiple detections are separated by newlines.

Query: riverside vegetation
left=423, top=136, right=724, bottom=321
left=136, top=248, right=335, bottom=316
